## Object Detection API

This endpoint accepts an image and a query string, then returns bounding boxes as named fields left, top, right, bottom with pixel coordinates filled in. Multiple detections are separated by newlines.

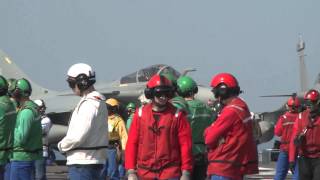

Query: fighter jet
left=255, top=35, right=318, bottom=143
left=0, top=49, right=214, bottom=144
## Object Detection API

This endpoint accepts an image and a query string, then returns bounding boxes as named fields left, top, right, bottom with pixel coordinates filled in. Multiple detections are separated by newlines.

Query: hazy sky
left=1, top=0, right=320, bottom=113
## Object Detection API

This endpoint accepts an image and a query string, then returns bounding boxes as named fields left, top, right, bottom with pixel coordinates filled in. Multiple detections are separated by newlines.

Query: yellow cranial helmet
left=106, top=98, right=119, bottom=107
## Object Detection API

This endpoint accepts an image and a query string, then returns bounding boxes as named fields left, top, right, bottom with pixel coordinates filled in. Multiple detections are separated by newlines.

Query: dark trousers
left=192, top=164, right=207, bottom=180
left=299, top=156, right=320, bottom=180
left=0, top=165, right=4, bottom=180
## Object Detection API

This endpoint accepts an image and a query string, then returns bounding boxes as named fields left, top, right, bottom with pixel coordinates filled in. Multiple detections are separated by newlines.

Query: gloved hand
left=128, top=173, right=138, bottom=180
left=180, top=170, right=191, bottom=180
left=127, top=169, right=138, bottom=180
left=289, top=162, right=295, bottom=174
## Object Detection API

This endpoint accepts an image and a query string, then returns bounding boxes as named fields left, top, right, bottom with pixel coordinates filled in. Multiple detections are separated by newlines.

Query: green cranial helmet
left=13, top=78, right=32, bottom=97
left=126, top=102, right=136, bottom=110
left=177, top=76, right=198, bottom=97
left=0, top=75, right=8, bottom=94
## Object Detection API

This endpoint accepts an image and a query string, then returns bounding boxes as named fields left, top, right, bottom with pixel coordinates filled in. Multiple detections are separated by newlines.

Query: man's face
left=67, top=77, right=81, bottom=96
left=153, top=89, right=172, bottom=107
left=306, top=100, right=319, bottom=113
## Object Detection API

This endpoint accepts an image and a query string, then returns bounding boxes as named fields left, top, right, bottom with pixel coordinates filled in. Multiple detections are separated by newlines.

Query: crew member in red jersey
left=125, top=74, right=193, bottom=180
left=289, top=89, right=320, bottom=180
left=274, top=96, right=300, bottom=180
left=204, top=73, right=258, bottom=180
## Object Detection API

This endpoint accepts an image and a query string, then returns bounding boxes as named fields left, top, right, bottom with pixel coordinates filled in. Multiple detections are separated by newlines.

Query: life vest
left=277, top=112, right=298, bottom=152
left=207, top=98, right=258, bottom=179
left=135, top=103, right=187, bottom=179
left=296, top=110, right=320, bottom=158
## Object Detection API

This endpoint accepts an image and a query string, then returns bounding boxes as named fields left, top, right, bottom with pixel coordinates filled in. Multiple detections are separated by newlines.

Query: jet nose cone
left=195, top=85, right=214, bottom=104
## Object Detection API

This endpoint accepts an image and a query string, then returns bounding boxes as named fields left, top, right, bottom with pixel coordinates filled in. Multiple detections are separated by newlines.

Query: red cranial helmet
left=304, top=89, right=320, bottom=102
left=287, top=96, right=300, bottom=112
left=210, top=73, right=241, bottom=100
left=287, top=97, right=300, bottom=107
left=210, top=73, right=239, bottom=88
left=144, top=74, right=174, bottom=99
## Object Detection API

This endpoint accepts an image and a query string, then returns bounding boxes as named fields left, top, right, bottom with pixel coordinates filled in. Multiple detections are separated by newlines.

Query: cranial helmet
left=34, top=99, right=46, bottom=114
left=0, top=75, right=8, bottom=95
left=67, top=63, right=96, bottom=91
left=286, top=96, right=300, bottom=112
left=176, top=76, right=198, bottom=97
left=144, top=74, right=174, bottom=99
left=106, top=98, right=119, bottom=107
left=210, top=73, right=241, bottom=100
left=304, top=89, right=320, bottom=102
left=304, top=89, right=320, bottom=115
left=12, top=78, right=32, bottom=98
left=126, top=102, right=136, bottom=110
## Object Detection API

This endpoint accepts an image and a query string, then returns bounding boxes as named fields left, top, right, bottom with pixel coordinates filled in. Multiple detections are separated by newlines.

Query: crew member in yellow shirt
left=104, top=98, right=128, bottom=180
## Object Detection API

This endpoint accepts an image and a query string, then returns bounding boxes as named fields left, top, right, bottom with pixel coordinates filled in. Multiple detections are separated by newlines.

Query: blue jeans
left=274, top=151, right=299, bottom=180
left=4, top=163, right=10, bottom=180
left=102, top=148, right=119, bottom=180
left=211, top=175, right=234, bottom=180
left=34, top=158, right=47, bottom=180
left=118, top=163, right=125, bottom=178
left=10, top=161, right=34, bottom=180
left=68, top=164, right=103, bottom=180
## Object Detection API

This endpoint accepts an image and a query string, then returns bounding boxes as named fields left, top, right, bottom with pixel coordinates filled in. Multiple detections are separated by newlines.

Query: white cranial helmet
left=67, top=63, right=95, bottom=78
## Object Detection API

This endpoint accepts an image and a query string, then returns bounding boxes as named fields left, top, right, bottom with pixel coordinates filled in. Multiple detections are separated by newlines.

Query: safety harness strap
left=208, top=159, right=258, bottom=167
left=67, top=145, right=110, bottom=152
left=137, top=162, right=180, bottom=173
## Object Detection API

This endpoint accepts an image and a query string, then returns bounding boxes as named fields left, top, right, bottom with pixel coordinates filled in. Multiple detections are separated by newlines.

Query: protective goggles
left=305, top=100, right=318, bottom=108
left=211, top=87, right=227, bottom=98
left=153, top=89, right=173, bottom=98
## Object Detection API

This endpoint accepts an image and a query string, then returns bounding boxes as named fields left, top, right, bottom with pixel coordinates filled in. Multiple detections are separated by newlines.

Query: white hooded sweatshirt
left=58, top=91, right=108, bottom=165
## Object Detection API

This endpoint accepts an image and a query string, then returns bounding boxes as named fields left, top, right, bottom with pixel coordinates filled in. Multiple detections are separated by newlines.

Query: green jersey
left=126, top=114, right=134, bottom=131
left=0, top=95, right=17, bottom=165
left=12, top=100, right=42, bottom=161
left=186, top=99, right=214, bottom=155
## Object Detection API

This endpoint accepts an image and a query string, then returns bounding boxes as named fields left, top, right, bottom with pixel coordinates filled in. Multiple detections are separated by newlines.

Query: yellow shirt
left=107, top=114, right=128, bottom=150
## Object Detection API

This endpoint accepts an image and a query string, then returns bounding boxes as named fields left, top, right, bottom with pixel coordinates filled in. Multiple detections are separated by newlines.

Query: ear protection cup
left=194, top=86, right=198, bottom=94
left=212, top=84, right=228, bottom=99
left=144, top=88, right=154, bottom=99
left=74, top=72, right=96, bottom=91
left=212, top=84, right=241, bottom=100
left=75, top=74, right=89, bottom=91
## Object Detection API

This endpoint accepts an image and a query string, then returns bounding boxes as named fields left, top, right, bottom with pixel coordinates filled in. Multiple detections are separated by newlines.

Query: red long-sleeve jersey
left=204, top=97, right=258, bottom=180
left=125, top=103, right=193, bottom=179
left=274, top=112, right=298, bottom=152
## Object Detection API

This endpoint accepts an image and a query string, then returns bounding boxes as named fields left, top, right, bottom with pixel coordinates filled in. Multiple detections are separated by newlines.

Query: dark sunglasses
left=154, top=90, right=173, bottom=98
left=305, top=100, right=317, bottom=107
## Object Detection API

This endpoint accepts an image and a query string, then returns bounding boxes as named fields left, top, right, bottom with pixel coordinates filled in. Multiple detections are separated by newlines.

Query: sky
left=0, top=0, right=320, bottom=114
